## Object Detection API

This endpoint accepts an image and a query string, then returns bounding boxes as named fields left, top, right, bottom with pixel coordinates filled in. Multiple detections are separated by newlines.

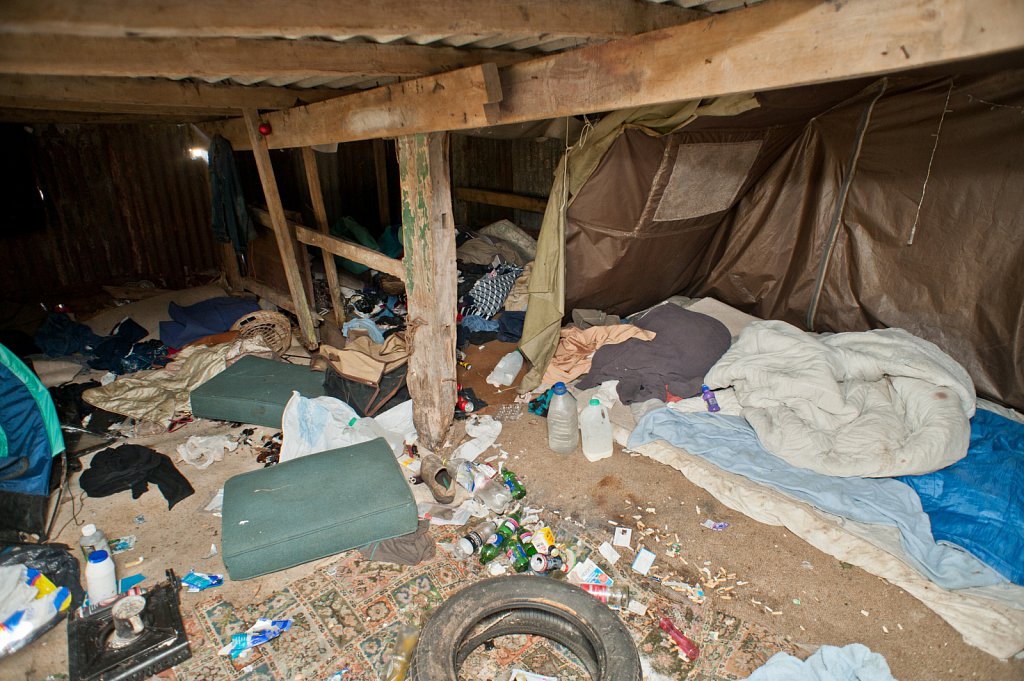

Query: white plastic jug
left=547, top=382, right=579, bottom=454
left=85, top=550, right=117, bottom=603
left=487, top=350, right=523, bottom=387
left=580, top=398, right=613, bottom=462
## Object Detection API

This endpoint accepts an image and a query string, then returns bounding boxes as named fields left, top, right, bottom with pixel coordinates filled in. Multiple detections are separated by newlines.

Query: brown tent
left=522, top=63, right=1024, bottom=411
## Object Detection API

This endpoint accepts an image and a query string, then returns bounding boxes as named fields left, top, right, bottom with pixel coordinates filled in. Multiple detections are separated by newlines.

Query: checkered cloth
left=463, top=265, right=524, bottom=319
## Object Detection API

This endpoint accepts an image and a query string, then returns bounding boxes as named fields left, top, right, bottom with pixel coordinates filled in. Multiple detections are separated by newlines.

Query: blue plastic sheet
left=628, top=409, right=1007, bottom=589
left=898, top=409, right=1024, bottom=585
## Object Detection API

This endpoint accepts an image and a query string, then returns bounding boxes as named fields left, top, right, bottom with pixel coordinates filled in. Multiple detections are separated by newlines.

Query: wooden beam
left=454, top=187, right=548, bottom=213
left=398, top=132, right=458, bottom=451
left=0, top=0, right=703, bottom=40
left=250, top=205, right=407, bottom=281
left=301, top=146, right=347, bottom=326
left=0, top=75, right=339, bottom=111
left=0, top=108, right=215, bottom=124
left=206, top=63, right=503, bottom=150
left=294, top=226, right=406, bottom=282
left=0, top=34, right=524, bottom=81
left=0, top=95, right=241, bottom=117
left=210, top=0, right=1024, bottom=149
left=491, top=0, right=1024, bottom=124
left=373, top=139, right=393, bottom=228
left=242, top=108, right=319, bottom=348
left=219, top=242, right=243, bottom=291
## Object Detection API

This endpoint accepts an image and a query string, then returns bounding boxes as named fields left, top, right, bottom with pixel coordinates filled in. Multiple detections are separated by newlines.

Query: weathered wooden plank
left=0, top=95, right=241, bottom=117
left=0, top=0, right=703, bottom=40
left=453, top=187, right=548, bottom=213
left=373, top=139, right=393, bottom=228
left=210, top=0, right=1024, bottom=149
left=0, top=33, right=523, bottom=81
left=0, top=108, right=213, bottom=124
left=294, top=225, right=406, bottom=282
left=0, top=75, right=338, bottom=111
left=219, top=242, right=243, bottom=291
left=398, top=133, right=458, bottom=451
left=250, top=205, right=406, bottom=281
left=243, top=109, right=319, bottom=348
left=301, top=146, right=347, bottom=326
left=492, top=0, right=1024, bottom=124
left=207, top=63, right=503, bottom=150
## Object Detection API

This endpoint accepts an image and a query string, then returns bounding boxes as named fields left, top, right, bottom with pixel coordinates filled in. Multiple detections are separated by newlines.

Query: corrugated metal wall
left=452, top=135, right=561, bottom=231
left=2, top=123, right=217, bottom=300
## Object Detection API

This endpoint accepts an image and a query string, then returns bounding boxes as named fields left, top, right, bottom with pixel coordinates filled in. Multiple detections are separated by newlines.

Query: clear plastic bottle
left=546, top=382, right=579, bottom=454
left=580, top=583, right=630, bottom=610
left=487, top=350, right=524, bottom=386
left=79, top=523, right=110, bottom=562
left=579, top=398, right=613, bottom=462
left=85, top=550, right=117, bottom=603
left=473, top=476, right=512, bottom=513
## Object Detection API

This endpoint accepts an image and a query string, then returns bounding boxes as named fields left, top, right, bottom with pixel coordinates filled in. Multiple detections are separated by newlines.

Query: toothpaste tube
left=219, top=618, right=292, bottom=659
left=181, top=570, right=224, bottom=592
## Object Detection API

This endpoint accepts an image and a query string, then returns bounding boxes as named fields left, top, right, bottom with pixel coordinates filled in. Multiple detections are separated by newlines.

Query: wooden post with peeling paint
left=398, top=132, right=457, bottom=452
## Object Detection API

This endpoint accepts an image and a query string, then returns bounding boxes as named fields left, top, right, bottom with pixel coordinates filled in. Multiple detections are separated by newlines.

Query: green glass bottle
left=478, top=513, right=521, bottom=565
left=501, top=470, right=527, bottom=500
left=507, top=540, right=532, bottom=573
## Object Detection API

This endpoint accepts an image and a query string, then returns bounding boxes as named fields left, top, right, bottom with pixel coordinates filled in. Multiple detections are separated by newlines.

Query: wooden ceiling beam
left=0, top=0, right=703, bottom=40
left=205, top=63, right=503, bottom=149
left=0, top=34, right=526, bottom=80
left=0, top=75, right=340, bottom=112
left=0, top=96, right=242, bottom=117
left=0, top=109, right=214, bottom=124
left=209, top=0, right=1024, bottom=150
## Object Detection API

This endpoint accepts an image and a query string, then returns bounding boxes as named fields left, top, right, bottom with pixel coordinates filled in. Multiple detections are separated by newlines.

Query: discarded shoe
left=421, top=454, right=456, bottom=504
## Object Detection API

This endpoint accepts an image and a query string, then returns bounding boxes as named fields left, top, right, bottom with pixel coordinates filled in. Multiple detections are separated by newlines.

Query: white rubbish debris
left=614, top=524, right=630, bottom=548
left=177, top=435, right=238, bottom=469
left=631, top=548, right=656, bottom=576
left=452, top=415, right=502, bottom=462
left=598, top=542, right=621, bottom=565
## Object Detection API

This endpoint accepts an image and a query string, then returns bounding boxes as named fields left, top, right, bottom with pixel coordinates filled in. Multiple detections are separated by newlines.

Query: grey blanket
left=577, top=304, right=731, bottom=404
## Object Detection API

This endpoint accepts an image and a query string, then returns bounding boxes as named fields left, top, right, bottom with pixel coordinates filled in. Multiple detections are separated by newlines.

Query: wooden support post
left=373, top=139, right=392, bottom=228
left=301, top=146, right=346, bottom=326
left=219, top=242, right=243, bottom=291
left=398, top=132, right=457, bottom=451
left=242, top=108, right=319, bottom=348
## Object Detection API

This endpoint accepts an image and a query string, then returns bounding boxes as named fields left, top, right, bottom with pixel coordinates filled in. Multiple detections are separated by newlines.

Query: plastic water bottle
left=546, top=382, right=579, bottom=454
left=579, top=398, right=613, bottom=462
left=701, top=385, right=721, bottom=412
left=473, top=476, right=512, bottom=513
left=79, top=523, right=110, bottom=562
left=486, top=350, right=524, bottom=386
left=85, top=550, right=118, bottom=603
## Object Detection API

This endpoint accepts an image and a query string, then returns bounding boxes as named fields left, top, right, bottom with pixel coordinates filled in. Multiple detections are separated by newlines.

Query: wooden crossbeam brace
left=242, top=109, right=319, bottom=348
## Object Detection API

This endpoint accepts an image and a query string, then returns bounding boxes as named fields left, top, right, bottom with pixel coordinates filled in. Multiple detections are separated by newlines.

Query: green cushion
left=189, top=356, right=325, bottom=428
left=221, top=438, right=418, bottom=580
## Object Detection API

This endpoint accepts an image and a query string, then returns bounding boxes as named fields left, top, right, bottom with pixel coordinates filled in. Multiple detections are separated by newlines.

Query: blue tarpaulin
left=899, top=409, right=1024, bottom=585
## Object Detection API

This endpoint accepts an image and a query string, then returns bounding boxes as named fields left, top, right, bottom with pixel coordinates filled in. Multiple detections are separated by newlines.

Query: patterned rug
left=157, top=524, right=797, bottom=680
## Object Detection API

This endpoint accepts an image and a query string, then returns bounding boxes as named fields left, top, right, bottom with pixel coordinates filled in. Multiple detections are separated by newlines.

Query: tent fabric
left=522, top=68, right=1024, bottom=410
left=697, top=70, right=1024, bottom=410
left=0, top=343, right=64, bottom=497
left=519, top=94, right=760, bottom=390
left=898, top=409, right=1024, bottom=585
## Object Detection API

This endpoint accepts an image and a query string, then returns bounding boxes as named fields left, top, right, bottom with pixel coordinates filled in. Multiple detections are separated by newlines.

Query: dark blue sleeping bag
left=899, top=409, right=1024, bottom=585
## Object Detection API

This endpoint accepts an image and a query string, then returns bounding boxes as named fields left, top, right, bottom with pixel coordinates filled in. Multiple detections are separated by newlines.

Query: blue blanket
left=898, top=409, right=1024, bottom=585
left=159, top=297, right=260, bottom=349
left=628, top=409, right=1007, bottom=590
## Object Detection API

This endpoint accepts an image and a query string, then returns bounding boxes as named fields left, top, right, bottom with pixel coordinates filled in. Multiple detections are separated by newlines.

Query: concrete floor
left=4, top=340, right=1023, bottom=680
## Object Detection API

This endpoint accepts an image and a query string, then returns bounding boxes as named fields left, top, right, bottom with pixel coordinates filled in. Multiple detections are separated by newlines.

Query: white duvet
left=704, top=320, right=975, bottom=477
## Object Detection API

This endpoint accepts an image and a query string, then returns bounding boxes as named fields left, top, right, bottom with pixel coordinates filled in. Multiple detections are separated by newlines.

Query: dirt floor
left=5, top=340, right=1023, bottom=681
